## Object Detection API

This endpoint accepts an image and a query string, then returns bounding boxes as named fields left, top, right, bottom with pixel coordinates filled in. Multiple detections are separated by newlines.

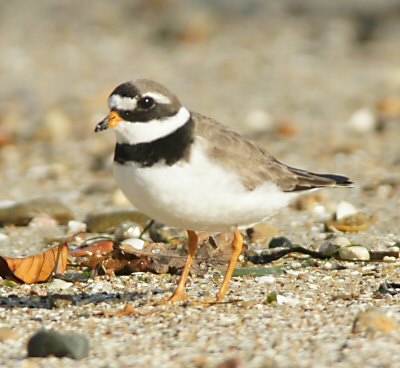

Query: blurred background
left=0, top=0, right=399, bottom=232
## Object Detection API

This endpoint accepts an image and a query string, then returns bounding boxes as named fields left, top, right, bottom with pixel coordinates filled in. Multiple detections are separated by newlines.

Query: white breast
left=113, top=141, right=298, bottom=231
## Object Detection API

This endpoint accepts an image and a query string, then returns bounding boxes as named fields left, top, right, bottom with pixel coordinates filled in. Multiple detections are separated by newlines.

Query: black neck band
left=114, top=118, right=194, bottom=167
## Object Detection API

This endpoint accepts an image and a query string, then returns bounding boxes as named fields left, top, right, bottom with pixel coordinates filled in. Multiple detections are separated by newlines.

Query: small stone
left=319, top=242, right=340, bottom=256
left=0, top=197, right=74, bottom=226
left=338, top=245, right=370, bottom=261
left=349, top=108, right=377, bottom=133
left=232, top=267, right=284, bottom=277
left=120, top=238, right=146, bottom=250
left=352, top=309, right=397, bottom=335
left=114, top=221, right=143, bottom=242
left=0, top=327, right=20, bottom=341
left=29, top=216, right=59, bottom=227
left=269, top=236, right=292, bottom=249
left=26, top=164, right=66, bottom=180
left=333, top=236, right=351, bottom=247
left=383, top=256, right=397, bottom=262
left=85, top=210, right=151, bottom=233
left=277, top=121, right=298, bottom=137
left=46, top=278, right=73, bottom=291
left=377, top=96, right=400, bottom=120
left=67, top=220, right=87, bottom=234
left=320, top=237, right=350, bottom=256
left=276, top=294, right=299, bottom=306
left=255, top=275, right=275, bottom=284
left=336, top=201, right=358, bottom=220
left=89, top=281, right=113, bottom=294
left=0, top=233, right=11, bottom=246
left=27, top=330, right=89, bottom=359
left=247, top=224, right=279, bottom=245
left=216, top=357, right=241, bottom=368
left=293, top=193, right=332, bottom=214
left=40, top=108, right=72, bottom=141
left=149, top=222, right=186, bottom=243
left=244, top=109, right=273, bottom=133
left=48, top=294, right=75, bottom=308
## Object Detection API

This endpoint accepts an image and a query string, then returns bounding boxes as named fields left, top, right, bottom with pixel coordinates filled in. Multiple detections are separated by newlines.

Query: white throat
left=113, top=107, right=191, bottom=145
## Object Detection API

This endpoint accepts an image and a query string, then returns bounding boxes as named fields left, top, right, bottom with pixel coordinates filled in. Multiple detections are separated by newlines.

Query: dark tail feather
left=316, top=173, right=353, bottom=187
left=287, top=167, right=353, bottom=192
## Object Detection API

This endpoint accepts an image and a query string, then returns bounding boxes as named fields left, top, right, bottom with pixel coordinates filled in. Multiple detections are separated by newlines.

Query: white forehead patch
left=143, top=92, right=171, bottom=105
left=109, top=95, right=137, bottom=111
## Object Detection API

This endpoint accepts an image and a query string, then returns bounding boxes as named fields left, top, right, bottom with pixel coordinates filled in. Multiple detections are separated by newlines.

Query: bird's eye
left=137, top=96, right=155, bottom=109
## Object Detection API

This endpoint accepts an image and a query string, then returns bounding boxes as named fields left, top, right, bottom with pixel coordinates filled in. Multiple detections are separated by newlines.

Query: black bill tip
left=95, top=117, right=109, bottom=133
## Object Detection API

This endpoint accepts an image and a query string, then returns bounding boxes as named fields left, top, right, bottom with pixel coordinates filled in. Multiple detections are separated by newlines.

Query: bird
left=95, top=79, right=352, bottom=303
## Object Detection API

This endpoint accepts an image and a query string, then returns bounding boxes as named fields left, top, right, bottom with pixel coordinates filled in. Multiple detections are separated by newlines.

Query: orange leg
left=168, top=230, right=198, bottom=303
left=215, top=228, right=243, bottom=303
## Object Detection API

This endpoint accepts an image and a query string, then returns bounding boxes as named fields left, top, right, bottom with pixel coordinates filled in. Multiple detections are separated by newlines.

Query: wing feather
left=192, top=112, right=352, bottom=192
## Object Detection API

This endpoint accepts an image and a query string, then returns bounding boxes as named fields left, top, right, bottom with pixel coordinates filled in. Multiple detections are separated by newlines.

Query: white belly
left=113, top=146, right=298, bottom=232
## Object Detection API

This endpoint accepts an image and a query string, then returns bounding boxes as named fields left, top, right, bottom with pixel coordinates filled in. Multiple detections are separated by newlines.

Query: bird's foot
left=164, top=290, right=189, bottom=304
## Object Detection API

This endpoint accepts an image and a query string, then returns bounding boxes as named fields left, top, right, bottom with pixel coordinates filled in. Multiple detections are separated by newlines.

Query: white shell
left=336, top=201, right=358, bottom=220
left=338, top=246, right=370, bottom=261
left=121, top=238, right=146, bottom=250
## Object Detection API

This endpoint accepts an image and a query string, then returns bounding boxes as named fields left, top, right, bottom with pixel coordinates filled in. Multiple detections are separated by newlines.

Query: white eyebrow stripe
left=143, top=92, right=171, bottom=105
left=109, top=95, right=137, bottom=111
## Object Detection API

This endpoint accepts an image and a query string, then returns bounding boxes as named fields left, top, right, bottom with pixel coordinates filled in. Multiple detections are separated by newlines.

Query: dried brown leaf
left=0, top=244, right=68, bottom=284
left=69, top=240, right=115, bottom=257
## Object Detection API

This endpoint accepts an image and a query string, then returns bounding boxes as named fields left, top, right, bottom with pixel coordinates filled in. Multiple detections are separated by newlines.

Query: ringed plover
left=95, top=79, right=352, bottom=303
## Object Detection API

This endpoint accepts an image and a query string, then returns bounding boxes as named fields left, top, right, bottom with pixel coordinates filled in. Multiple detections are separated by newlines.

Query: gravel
left=0, top=1, right=400, bottom=367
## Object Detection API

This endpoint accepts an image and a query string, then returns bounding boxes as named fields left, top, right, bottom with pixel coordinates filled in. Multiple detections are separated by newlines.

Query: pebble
left=293, top=193, right=333, bottom=216
left=352, top=309, right=397, bottom=335
left=27, top=330, right=89, bottom=359
left=46, top=279, right=73, bottom=291
left=0, top=197, right=74, bottom=225
left=216, top=357, right=241, bottom=368
left=40, top=108, right=72, bottom=141
left=333, top=236, right=351, bottom=247
left=29, top=216, right=59, bottom=227
left=276, top=294, right=300, bottom=306
left=49, top=294, right=75, bottom=309
left=247, top=224, right=279, bottom=245
left=336, top=201, right=358, bottom=220
left=319, top=237, right=351, bottom=256
left=0, top=327, right=20, bottom=341
left=114, top=221, right=143, bottom=242
left=26, top=163, right=66, bottom=180
left=149, top=222, right=186, bottom=243
left=255, top=276, right=275, bottom=284
left=338, top=245, right=370, bottom=261
left=67, top=220, right=87, bottom=234
left=85, top=210, right=151, bottom=233
left=349, top=108, right=377, bottom=133
left=89, top=281, right=113, bottom=294
left=244, top=109, right=273, bottom=133
left=120, top=238, right=146, bottom=250
left=319, top=242, right=340, bottom=256
left=269, top=237, right=293, bottom=249
left=0, top=233, right=11, bottom=247
left=383, top=256, right=397, bottom=262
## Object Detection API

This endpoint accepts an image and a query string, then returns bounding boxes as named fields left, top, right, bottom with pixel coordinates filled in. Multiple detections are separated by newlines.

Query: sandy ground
left=0, top=1, right=399, bottom=367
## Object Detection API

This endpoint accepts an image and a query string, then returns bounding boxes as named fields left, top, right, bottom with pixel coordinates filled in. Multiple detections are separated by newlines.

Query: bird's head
left=95, top=79, right=190, bottom=144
